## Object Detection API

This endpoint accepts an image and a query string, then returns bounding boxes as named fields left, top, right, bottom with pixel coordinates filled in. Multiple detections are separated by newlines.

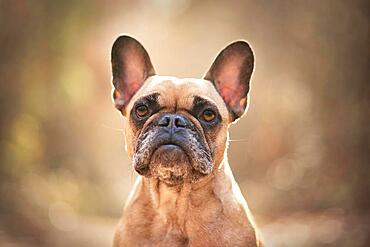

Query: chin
left=138, top=144, right=210, bottom=186
left=149, top=144, right=191, bottom=185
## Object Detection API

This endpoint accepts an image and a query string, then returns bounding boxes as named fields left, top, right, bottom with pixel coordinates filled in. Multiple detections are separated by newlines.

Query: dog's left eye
left=135, top=105, right=149, bottom=118
left=201, top=109, right=216, bottom=122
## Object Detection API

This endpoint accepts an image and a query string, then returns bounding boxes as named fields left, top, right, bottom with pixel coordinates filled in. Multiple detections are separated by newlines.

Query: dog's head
left=111, top=35, right=254, bottom=185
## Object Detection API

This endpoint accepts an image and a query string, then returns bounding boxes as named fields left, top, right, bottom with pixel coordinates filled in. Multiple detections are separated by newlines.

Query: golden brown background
left=0, top=1, right=369, bottom=246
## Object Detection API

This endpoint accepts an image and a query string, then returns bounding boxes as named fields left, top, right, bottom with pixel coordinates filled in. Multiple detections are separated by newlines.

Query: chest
left=143, top=206, right=254, bottom=247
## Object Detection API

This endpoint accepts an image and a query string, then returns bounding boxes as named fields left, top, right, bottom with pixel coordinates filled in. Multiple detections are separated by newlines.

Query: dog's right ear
left=111, top=35, right=156, bottom=113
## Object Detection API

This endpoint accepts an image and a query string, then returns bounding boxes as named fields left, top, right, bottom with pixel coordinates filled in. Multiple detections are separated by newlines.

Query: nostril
left=158, top=116, right=170, bottom=126
left=175, top=116, right=187, bottom=128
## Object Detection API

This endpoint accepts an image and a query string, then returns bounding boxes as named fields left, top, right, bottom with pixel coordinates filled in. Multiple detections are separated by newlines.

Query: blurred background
left=0, top=0, right=369, bottom=246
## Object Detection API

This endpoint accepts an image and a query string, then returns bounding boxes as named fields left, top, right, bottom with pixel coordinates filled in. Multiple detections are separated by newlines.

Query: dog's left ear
left=204, top=41, right=254, bottom=122
left=111, top=35, right=156, bottom=113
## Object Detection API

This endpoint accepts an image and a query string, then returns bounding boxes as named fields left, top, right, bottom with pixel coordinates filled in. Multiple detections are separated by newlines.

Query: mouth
left=147, top=138, right=193, bottom=166
left=152, top=143, right=186, bottom=153
left=148, top=143, right=191, bottom=185
left=133, top=141, right=190, bottom=176
left=133, top=127, right=213, bottom=184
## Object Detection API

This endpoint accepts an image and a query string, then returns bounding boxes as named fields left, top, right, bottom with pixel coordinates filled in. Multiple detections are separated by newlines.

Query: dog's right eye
left=135, top=105, right=149, bottom=118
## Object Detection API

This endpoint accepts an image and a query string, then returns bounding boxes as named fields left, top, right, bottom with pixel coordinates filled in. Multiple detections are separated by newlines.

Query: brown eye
left=202, top=109, right=216, bottom=122
left=136, top=105, right=149, bottom=118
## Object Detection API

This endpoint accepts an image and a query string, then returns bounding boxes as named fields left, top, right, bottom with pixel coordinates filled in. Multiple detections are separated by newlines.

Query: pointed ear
left=111, top=35, right=156, bottom=112
left=204, top=40, right=254, bottom=122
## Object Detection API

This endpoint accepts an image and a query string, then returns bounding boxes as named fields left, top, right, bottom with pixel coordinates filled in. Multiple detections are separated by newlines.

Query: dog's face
left=111, top=36, right=254, bottom=185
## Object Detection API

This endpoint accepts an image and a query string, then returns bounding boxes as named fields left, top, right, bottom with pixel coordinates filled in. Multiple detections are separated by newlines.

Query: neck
left=138, top=162, right=229, bottom=229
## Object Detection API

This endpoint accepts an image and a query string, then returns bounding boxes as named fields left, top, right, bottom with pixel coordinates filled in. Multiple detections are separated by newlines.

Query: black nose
left=157, top=114, right=189, bottom=128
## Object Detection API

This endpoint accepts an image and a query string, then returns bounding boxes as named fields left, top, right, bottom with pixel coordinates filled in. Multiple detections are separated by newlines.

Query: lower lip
left=161, top=144, right=181, bottom=148
left=156, top=144, right=184, bottom=152
left=153, top=143, right=188, bottom=156
left=150, top=143, right=190, bottom=164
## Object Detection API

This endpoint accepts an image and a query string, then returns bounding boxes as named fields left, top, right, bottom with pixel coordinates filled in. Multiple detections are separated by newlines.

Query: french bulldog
left=111, top=35, right=263, bottom=247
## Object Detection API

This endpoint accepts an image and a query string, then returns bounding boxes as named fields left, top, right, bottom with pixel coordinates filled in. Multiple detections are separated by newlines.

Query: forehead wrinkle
left=175, top=79, right=220, bottom=110
left=127, top=75, right=229, bottom=118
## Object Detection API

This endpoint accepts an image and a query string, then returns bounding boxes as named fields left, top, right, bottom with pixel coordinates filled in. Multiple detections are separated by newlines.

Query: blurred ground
left=0, top=0, right=369, bottom=246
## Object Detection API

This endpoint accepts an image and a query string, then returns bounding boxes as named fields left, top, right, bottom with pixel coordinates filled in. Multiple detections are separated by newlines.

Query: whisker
left=130, top=167, right=135, bottom=186
left=100, top=123, right=124, bottom=132
left=228, top=139, right=249, bottom=142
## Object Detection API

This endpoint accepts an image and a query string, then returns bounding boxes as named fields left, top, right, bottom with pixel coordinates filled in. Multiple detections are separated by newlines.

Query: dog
left=110, top=35, right=263, bottom=247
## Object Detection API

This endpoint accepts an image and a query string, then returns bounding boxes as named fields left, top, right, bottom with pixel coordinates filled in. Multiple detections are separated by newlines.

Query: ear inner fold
left=204, top=41, right=254, bottom=122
